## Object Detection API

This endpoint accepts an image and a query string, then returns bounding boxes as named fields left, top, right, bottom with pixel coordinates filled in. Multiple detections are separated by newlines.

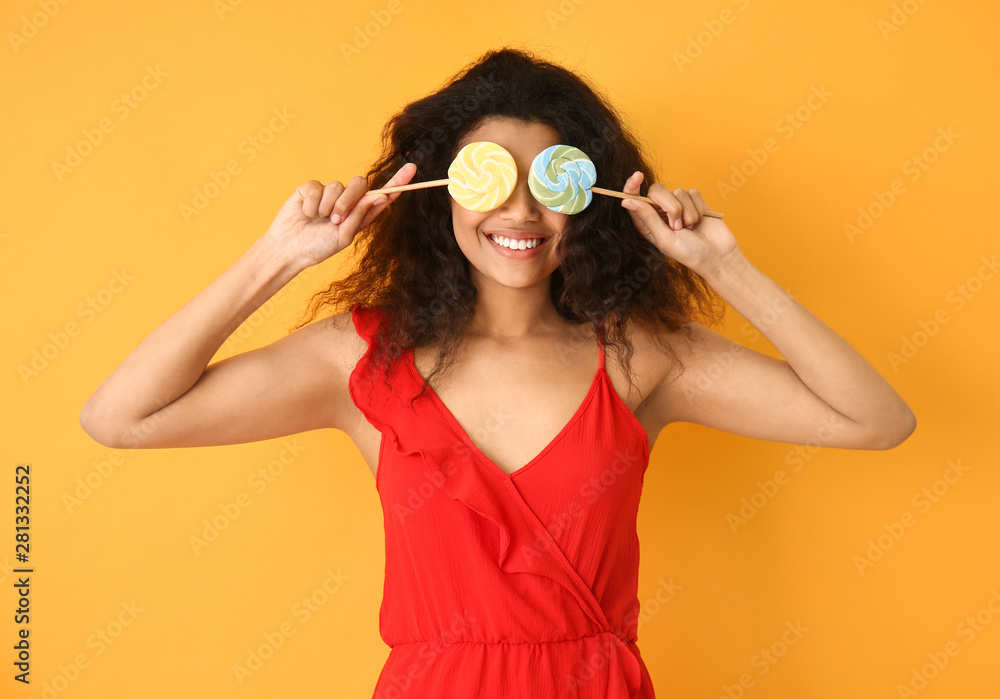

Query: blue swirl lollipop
left=528, top=145, right=598, bottom=214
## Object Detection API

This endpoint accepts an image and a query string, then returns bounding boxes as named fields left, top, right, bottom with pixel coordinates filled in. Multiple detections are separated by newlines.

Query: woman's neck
left=466, top=278, right=564, bottom=339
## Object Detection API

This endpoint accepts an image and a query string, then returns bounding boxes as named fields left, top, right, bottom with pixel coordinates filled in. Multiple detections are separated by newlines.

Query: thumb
left=621, top=199, right=660, bottom=244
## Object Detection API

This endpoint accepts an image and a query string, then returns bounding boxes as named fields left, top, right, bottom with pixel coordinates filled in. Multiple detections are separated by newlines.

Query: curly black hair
left=291, top=46, right=725, bottom=405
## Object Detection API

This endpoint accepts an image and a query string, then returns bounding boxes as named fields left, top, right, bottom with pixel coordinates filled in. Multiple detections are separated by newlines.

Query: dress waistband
left=390, top=629, right=637, bottom=648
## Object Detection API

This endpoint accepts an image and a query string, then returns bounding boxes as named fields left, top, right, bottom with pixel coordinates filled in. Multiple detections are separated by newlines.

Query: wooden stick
left=367, top=179, right=725, bottom=219
left=591, top=186, right=725, bottom=219
left=368, top=179, right=450, bottom=195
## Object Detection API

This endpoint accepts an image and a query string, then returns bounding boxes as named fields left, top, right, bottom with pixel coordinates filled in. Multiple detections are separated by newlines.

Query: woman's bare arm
left=79, top=237, right=346, bottom=449
left=79, top=166, right=415, bottom=449
left=621, top=177, right=916, bottom=450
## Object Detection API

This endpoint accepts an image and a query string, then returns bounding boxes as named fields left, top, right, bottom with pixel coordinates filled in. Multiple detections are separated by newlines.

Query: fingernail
left=622, top=200, right=638, bottom=211
left=331, top=213, right=342, bottom=224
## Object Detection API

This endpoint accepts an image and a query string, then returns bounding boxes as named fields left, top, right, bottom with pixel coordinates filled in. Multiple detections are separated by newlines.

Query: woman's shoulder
left=312, top=303, right=391, bottom=340
left=292, top=307, right=375, bottom=380
left=612, top=312, right=712, bottom=388
left=618, top=311, right=703, bottom=356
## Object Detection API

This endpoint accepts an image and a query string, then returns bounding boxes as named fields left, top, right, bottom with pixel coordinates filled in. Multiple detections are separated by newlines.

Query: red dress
left=348, top=304, right=655, bottom=697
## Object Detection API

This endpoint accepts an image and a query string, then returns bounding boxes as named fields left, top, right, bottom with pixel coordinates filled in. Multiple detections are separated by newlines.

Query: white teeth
left=489, top=235, right=545, bottom=250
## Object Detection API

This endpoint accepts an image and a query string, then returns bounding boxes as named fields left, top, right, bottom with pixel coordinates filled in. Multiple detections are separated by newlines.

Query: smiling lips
left=488, top=234, right=549, bottom=250
left=484, top=229, right=552, bottom=253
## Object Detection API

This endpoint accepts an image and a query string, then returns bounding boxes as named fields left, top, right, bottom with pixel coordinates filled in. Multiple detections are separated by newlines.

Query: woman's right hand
left=263, top=162, right=417, bottom=268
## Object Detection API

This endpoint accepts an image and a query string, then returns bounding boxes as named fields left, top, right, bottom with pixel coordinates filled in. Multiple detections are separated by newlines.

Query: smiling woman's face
left=450, top=117, right=568, bottom=291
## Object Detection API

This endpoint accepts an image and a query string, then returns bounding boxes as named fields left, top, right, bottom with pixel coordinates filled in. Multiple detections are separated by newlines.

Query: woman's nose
left=497, top=176, right=542, bottom=220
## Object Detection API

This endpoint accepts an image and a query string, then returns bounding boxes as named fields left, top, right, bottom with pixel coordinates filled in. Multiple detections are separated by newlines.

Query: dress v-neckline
left=406, top=336, right=606, bottom=480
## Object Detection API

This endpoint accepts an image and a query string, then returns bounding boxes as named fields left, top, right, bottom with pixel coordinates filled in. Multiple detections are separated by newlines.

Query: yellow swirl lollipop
left=447, top=142, right=517, bottom=212
left=368, top=142, right=518, bottom=212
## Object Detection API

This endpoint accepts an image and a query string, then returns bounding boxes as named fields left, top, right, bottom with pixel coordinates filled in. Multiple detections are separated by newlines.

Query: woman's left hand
left=620, top=171, right=741, bottom=277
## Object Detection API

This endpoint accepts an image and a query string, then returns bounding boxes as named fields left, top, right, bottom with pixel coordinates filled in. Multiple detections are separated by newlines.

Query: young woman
left=80, top=48, right=915, bottom=697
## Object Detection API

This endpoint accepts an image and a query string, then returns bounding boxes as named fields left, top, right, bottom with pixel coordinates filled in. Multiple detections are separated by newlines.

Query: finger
left=621, top=199, right=664, bottom=246
left=688, top=188, right=707, bottom=219
left=297, top=180, right=324, bottom=219
left=318, top=181, right=346, bottom=219
left=339, top=188, right=387, bottom=235
left=671, top=188, right=699, bottom=229
left=357, top=196, right=392, bottom=231
left=374, top=162, right=418, bottom=192
left=351, top=162, right=417, bottom=228
left=646, top=183, right=684, bottom=230
left=620, top=172, right=646, bottom=230
left=622, top=171, right=644, bottom=196
left=329, top=176, right=370, bottom=223
left=358, top=162, right=416, bottom=205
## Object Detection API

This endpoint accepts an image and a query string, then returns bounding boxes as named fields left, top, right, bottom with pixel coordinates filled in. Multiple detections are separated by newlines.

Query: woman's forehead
left=459, top=117, right=561, bottom=145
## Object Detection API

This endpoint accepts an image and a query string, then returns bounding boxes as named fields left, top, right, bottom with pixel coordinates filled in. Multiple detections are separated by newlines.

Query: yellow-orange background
left=2, top=0, right=998, bottom=697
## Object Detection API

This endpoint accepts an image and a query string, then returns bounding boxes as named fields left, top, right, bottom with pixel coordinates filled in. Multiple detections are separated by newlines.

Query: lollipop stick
left=369, top=178, right=450, bottom=195
left=591, top=186, right=725, bottom=219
